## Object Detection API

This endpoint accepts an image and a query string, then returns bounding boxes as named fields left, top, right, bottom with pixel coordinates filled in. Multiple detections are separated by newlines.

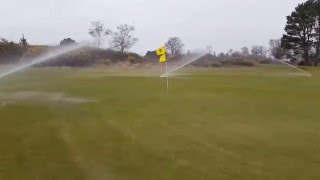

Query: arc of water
left=0, top=44, right=86, bottom=79
left=279, top=60, right=312, bottom=77
left=160, top=56, right=313, bottom=78
left=160, top=54, right=204, bottom=77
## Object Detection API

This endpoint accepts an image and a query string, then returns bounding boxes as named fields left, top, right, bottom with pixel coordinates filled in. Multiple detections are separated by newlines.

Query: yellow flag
left=159, top=54, right=167, bottom=63
left=156, top=46, right=166, bottom=56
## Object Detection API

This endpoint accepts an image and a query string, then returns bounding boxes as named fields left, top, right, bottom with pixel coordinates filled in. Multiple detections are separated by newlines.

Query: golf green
left=0, top=66, right=319, bottom=180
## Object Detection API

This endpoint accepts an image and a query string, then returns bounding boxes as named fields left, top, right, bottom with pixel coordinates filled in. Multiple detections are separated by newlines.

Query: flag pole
left=166, top=61, right=169, bottom=91
left=156, top=46, right=168, bottom=91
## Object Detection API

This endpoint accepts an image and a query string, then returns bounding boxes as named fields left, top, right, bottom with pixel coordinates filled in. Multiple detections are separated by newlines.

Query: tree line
left=88, top=21, right=185, bottom=56
left=0, top=21, right=187, bottom=65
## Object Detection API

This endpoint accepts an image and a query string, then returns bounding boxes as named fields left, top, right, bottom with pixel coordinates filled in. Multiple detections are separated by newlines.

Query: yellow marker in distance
left=156, top=46, right=166, bottom=63
left=156, top=46, right=166, bottom=56
left=156, top=46, right=169, bottom=91
left=159, top=54, right=166, bottom=63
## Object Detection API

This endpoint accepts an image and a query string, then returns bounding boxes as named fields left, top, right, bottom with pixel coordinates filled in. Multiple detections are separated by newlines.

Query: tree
left=251, top=46, right=267, bottom=59
left=106, top=24, right=138, bottom=53
left=60, top=38, right=76, bottom=46
left=19, top=34, right=28, bottom=47
left=241, top=47, right=250, bottom=57
left=313, top=0, right=320, bottom=65
left=231, top=51, right=242, bottom=57
left=281, top=1, right=316, bottom=65
left=205, top=45, right=213, bottom=54
left=145, top=51, right=158, bottom=61
left=217, top=52, right=226, bottom=60
left=269, top=39, right=283, bottom=59
left=165, top=37, right=184, bottom=55
left=89, top=21, right=106, bottom=49
left=315, top=21, right=320, bottom=65
left=0, top=39, right=24, bottom=63
left=227, top=49, right=234, bottom=56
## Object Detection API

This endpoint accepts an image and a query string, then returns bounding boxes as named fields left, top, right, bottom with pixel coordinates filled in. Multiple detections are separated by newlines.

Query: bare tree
left=165, top=37, right=184, bottom=55
left=89, top=21, right=106, bottom=49
left=0, top=38, right=8, bottom=43
left=19, top=34, right=28, bottom=47
left=205, top=45, right=213, bottom=54
left=241, top=46, right=250, bottom=57
left=227, top=49, right=234, bottom=56
left=269, top=39, right=283, bottom=59
left=106, top=24, right=138, bottom=53
left=251, top=45, right=267, bottom=59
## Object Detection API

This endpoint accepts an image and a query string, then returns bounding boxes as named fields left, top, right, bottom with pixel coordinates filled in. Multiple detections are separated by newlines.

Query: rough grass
left=0, top=66, right=320, bottom=180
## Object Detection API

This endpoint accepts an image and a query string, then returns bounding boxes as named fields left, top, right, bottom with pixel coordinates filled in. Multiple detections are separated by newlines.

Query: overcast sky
left=0, top=0, right=305, bottom=54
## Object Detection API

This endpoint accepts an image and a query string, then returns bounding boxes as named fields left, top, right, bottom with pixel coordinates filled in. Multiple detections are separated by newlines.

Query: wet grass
left=0, top=66, right=320, bottom=179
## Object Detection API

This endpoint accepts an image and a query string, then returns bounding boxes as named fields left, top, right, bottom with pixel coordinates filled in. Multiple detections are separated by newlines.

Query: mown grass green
left=0, top=66, right=320, bottom=180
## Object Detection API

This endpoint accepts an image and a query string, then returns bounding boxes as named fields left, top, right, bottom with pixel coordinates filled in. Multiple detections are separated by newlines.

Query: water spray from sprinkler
left=160, top=54, right=205, bottom=78
left=0, top=43, right=87, bottom=80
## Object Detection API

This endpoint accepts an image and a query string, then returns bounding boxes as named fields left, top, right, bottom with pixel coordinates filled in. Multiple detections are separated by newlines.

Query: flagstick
left=166, top=62, right=169, bottom=92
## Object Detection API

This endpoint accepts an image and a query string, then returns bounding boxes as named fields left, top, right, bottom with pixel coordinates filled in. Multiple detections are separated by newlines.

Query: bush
left=0, top=40, right=25, bottom=64
left=38, top=47, right=95, bottom=67
left=191, top=54, right=216, bottom=67
left=128, top=56, right=139, bottom=64
left=36, top=47, right=148, bottom=67
left=145, top=51, right=158, bottom=62
left=0, top=41, right=148, bottom=67
left=222, top=58, right=255, bottom=67
left=209, top=61, right=222, bottom=67
left=258, top=59, right=272, bottom=64
left=21, top=46, right=49, bottom=60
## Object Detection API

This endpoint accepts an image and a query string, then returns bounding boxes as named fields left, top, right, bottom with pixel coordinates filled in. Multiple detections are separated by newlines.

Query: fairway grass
left=0, top=66, right=320, bottom=179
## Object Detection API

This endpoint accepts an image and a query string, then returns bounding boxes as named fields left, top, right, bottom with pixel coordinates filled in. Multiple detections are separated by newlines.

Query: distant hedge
left=0, top=41, right=149, bottom=66
left=221, top=58, right=256, bottom=67
left=0, top=40, right=25, bottom=63
left=38, top=47, right=147, bottom=67
left=0, top=41, right=265, bottom=68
